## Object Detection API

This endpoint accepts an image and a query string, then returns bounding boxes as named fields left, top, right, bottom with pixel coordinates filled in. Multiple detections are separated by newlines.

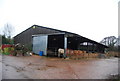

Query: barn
left=14, top=25, right=108, bottom=57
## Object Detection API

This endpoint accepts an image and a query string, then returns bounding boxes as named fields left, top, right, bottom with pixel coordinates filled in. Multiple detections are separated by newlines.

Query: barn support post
left=93, top=43, right=95, bottom=53
left=87, top=42, right=89, bottom=52
left=64, top=36, right=67, bottom=58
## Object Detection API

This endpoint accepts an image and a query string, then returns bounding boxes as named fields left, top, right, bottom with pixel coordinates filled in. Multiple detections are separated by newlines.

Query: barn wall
left=14, top=25, right=61, bottom=46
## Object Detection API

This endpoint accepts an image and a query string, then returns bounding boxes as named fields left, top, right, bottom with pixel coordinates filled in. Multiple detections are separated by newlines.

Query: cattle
left=58, top=48, right=64, bottom=58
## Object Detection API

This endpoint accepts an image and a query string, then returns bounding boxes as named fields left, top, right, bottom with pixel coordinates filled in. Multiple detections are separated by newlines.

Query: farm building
left=14, top=25, right=108, bottom=56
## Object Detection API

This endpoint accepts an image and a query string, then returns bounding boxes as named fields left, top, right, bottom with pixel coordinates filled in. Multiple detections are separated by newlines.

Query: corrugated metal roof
left=14, top=24, right=108, bottom=48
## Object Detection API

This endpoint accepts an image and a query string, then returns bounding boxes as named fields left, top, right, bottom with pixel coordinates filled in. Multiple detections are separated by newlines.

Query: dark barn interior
left=47, top=34, right=64, bottom=56
left=67, top=35, right=106, bottom=53
left=46, top=33, right=107, bottom=57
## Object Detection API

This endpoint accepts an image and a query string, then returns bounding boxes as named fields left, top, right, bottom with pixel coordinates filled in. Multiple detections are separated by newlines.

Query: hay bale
left=83, top=51, right=86, bottom=53
left=84, top=53, right=88, bottom=58
left=88, top=53, right=92, bottom=58
left=69, top=50, right=74, bottom=55
left=94, top=53, right=98, bottom=58
left=74, top=50, right=78, bottom=54
left=66, top=49, right=70, bottom=55
left=79, top=53, right=84, bottom=59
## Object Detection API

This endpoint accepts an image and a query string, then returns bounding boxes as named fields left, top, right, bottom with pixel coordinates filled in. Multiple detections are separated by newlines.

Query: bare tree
left=3, top=23, right=14, bottom=39
left=116, top=36, right=120, bottom=46
left=100, top=36, right=118, bottom=51
left=100, top=36, right=117, bottom=47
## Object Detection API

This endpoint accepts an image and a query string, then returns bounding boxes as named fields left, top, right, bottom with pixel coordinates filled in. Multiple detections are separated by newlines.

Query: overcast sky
left=0, top=0, right=119, bottom=42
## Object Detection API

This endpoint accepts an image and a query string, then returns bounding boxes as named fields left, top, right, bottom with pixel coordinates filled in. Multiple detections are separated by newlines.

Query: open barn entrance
left=67, top=36, right=80, bottom=50
left=67, top=36, right=95, bottom=53
left=67, top=36, right=105, bottom=53
left=47, top=34, right=64, bottom=57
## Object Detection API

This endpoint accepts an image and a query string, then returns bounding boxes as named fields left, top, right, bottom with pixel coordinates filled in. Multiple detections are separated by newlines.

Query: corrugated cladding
left=14, top=25, right=61, bottom=45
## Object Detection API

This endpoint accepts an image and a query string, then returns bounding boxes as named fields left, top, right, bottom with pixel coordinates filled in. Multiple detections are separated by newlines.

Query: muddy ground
left=1, top=54, right=118, bottom=79
left=0, top=54, right=2, bottom=80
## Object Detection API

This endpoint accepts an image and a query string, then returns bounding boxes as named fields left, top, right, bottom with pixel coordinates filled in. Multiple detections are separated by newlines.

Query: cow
left=58, top=48, right=64, bottom=58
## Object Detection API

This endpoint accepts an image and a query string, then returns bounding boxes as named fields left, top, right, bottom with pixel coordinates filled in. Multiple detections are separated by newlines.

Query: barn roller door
left=32, top=35, right=48, bottom=55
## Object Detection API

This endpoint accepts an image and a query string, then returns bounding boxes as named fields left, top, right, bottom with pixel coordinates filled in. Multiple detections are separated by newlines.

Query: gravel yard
left=1, top=54, right=118, bottom=79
